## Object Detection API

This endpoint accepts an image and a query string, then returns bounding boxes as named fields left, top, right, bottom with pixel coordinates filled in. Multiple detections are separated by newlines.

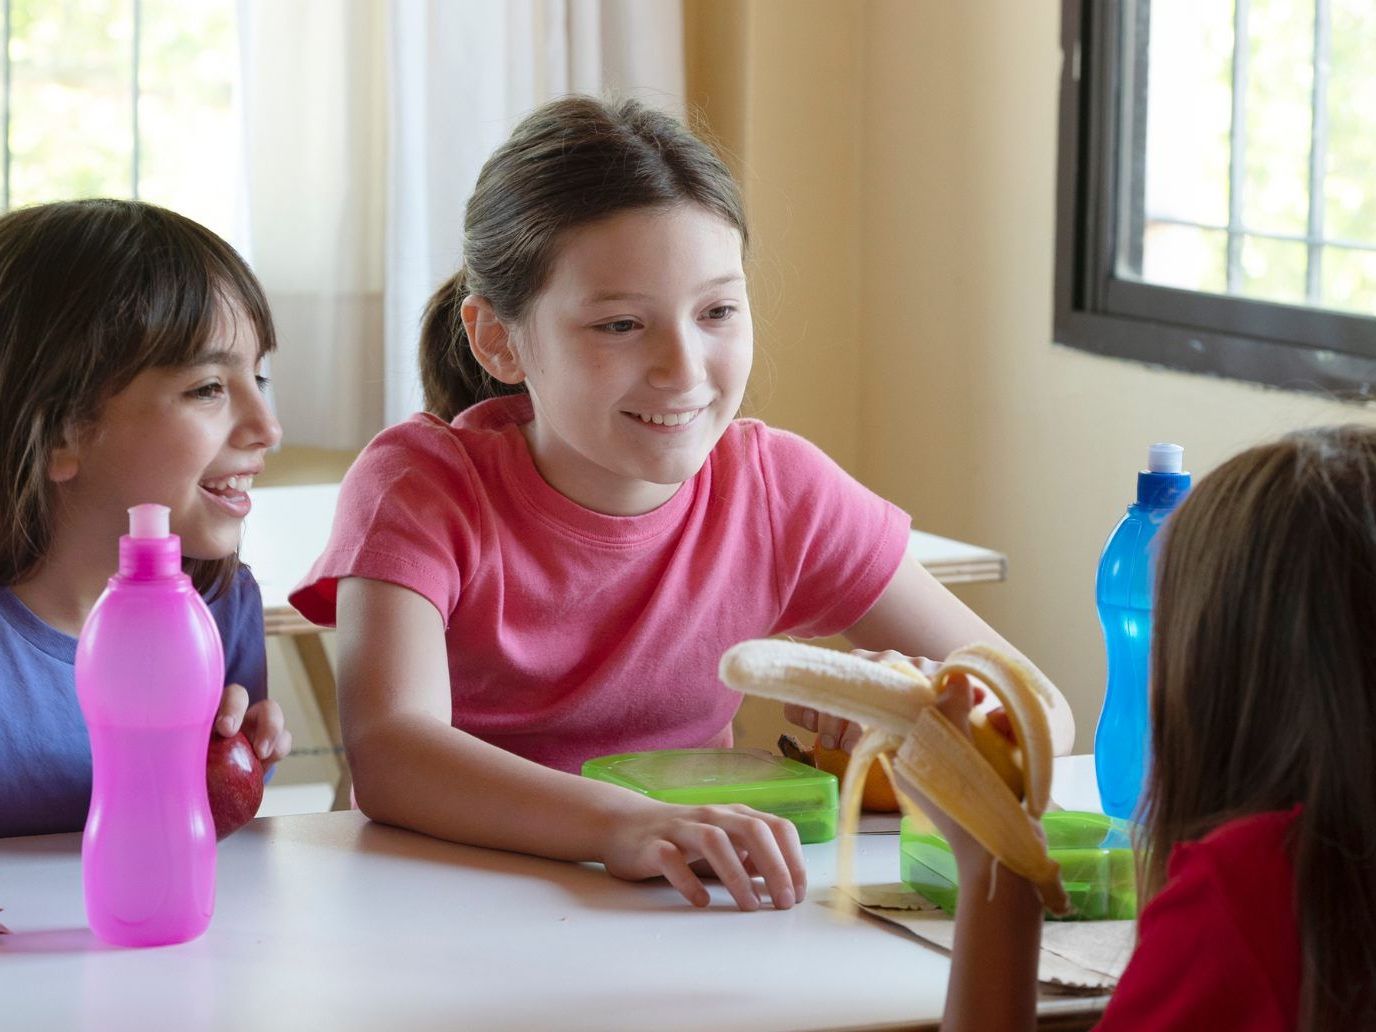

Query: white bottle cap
left=1147, top=443, right=1184, bottom=474
left=128, top=503, right=171, bottom=539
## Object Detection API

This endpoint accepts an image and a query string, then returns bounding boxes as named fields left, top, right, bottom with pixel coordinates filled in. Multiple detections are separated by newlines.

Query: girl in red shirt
left=901, top=425, right=1376, bottom=1030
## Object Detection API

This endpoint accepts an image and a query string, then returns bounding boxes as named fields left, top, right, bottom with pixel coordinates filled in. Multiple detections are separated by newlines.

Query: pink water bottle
left=76, top=503, right=223, bottom=946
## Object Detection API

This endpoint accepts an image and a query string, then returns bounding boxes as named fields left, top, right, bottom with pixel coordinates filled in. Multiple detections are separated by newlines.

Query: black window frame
left=1054, top=0, right=1376, bottom=400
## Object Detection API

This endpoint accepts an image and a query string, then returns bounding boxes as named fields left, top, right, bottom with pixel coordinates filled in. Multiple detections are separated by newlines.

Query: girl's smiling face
left=497, top=204, right=753, bottom=515
left=52, top=301, right=281, bottom=561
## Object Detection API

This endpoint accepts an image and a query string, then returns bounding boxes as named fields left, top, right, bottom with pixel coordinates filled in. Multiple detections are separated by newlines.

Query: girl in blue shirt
left=0, top=199, right=292, bottom=837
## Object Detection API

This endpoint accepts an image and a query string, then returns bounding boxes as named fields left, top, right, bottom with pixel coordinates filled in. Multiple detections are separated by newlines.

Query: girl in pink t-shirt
left=292, top=96, right=1073, bottom=912
left=899, top=427, right=1376, bottom=1029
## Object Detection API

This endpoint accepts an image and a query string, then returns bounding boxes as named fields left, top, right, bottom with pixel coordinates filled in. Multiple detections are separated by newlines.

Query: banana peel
left=720, top=640, right=1070, bottom=915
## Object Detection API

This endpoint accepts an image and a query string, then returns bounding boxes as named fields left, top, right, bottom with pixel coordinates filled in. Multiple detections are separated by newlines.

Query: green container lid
left=582, top=748, right=838, bottom=843
left=899, top=810, right=1138, bottom=920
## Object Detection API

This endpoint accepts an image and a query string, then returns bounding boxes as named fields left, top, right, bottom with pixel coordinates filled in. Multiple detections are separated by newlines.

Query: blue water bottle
left=1094, top=443, right=1190, bottom=820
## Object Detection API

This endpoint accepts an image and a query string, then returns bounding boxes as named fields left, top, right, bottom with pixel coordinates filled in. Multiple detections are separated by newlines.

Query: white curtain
left=238, top=0, right=685, bottom=449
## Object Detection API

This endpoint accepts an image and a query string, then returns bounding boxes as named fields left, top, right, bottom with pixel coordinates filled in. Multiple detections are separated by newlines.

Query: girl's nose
left=235, top=384, right=283, bottom=451
left=647, top=325, right=707, bottom=392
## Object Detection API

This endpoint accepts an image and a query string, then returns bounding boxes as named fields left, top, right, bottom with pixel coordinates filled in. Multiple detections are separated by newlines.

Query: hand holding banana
left=718, top=640, right=1071, bottom=915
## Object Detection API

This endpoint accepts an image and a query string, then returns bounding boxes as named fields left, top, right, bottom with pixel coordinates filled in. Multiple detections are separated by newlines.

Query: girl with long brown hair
left=0, top=199, right=293, bottom=837
left=906, top=424, right=1376, bottom=1030
left=290, top=95, right=1074, bottom=912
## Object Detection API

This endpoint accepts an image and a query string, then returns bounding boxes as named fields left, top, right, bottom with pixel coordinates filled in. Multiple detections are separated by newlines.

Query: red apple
left=206, top=730, right=265, bottom=840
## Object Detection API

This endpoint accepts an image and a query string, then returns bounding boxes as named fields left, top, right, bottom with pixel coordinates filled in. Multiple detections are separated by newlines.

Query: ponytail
left=418, top=268, right=526, bottom=422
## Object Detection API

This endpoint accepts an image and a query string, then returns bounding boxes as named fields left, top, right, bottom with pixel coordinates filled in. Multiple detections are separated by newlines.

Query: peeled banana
left=718, top=640, right=1071, bottom=915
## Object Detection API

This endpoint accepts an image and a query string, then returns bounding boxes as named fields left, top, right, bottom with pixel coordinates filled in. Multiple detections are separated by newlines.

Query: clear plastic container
left=582, top=748, right=838, bottom=843
left=899, top=810, right=1137, bottom=920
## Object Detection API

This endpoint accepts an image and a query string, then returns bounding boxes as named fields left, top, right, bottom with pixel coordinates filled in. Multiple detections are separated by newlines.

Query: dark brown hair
left=0, top=199, right=277, bottom=599
left=1142, top=424, right=1376, bottom=1028
left=420, top=95, right=748, bottom=421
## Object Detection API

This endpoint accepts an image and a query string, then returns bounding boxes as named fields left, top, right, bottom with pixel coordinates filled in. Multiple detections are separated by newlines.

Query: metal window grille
left=1054, top=0, right=1376, bottom=398
left=1124, top=0, right=1372, bottom=306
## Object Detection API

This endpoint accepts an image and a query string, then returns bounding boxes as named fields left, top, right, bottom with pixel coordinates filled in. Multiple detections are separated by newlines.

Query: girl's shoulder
left=1171, top=806, right=1301, bottom=876
left=209, top=564, right=263, bottom=610
left=1100, top=808, right=1302, bottom=1030
left=1162, top=807, right=1301, bottom=933
left=0, top=586, right=75, bottom=661
left=206, top=565, right=265, bottom=644
left=347, top=400, right=530, bottom=494
left=714, top=418, right=845, bottom=479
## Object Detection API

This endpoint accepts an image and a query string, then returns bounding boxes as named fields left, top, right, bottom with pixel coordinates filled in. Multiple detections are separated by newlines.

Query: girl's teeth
left=635, top=410, right=699, bottom=427
left=202, top=475, right=254, bottom=494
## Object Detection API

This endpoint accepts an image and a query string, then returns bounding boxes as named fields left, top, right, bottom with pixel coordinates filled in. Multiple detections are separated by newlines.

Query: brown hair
left=0, top=199, right=277, bottom=599
left=420, top=95, right=748, bottom=421
left=1142, top=425, right=1376, bottom=1028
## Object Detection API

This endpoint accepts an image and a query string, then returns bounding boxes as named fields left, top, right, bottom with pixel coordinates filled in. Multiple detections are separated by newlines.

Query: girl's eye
left=256, top=375, right=272, bottom=394
left=703, top=304, right=737, bottom=321
left=188, top=381, right=225, bottom=401
left=597, top=319, right=639, bottom=334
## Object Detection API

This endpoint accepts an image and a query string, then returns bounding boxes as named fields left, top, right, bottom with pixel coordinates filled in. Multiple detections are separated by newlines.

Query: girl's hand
left=600, top=800, right=807, bottom=911
left=784, top=649, right=946, bottom=752
left=214, top=684, right=293, bottom=766
left=892, top=672, right=997, bottom=871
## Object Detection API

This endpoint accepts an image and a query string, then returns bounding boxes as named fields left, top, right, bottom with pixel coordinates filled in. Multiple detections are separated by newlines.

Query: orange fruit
left=811, top=740, right=901, bottom=813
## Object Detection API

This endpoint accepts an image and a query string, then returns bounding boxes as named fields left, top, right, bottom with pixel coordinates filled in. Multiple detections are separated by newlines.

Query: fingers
left=836, top=720, right=864, bottom=753
left=214, top=683, right=250, bottom=737
left=986, top=707, right=1016, bottom=744
left=653, top=808, right=807, bottom=912
left=914, top=655, right=943, bottom=678
left=814, top=712, right=854, bottom=751
left=935, top=672, right=975, bottom=734
left=265, top=729, right=294, bottom=768
left=789, top=705, right=857, bottom=751
left=693, top=824, right=763, bottom=910
left=653, top=842, right=711, bottom=908
left=239, top=699, right=292, bottom=763
left=783, top=703, right=819, bottom=732
left=723, top=808, right=806, bottom=908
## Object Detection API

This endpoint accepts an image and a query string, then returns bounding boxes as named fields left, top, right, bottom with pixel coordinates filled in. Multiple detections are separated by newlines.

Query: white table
left=0, top=758, right=1108, bottom=1032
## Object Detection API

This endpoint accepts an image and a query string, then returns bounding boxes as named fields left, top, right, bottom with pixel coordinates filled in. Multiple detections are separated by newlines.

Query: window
left=1, top=0, right=239, bottom=241
left=1055, top=0, right=1376, bottom=398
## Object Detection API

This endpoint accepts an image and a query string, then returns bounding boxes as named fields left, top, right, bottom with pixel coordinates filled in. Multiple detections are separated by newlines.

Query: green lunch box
left=899, top=809, right=1138, bottom=920
left=582, top=748, right=838, bottom=843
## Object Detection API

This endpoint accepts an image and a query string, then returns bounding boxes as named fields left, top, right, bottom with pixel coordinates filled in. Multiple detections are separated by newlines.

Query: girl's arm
left=840, top=555, right=1076, bottom=753
left=335, top=576, right=807, bottom=912
left=898, top=677, right=1043, bottom=1032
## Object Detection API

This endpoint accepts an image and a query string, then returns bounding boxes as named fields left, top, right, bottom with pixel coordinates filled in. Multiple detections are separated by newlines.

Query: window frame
left=1054, top=0, right=1376, bottom=400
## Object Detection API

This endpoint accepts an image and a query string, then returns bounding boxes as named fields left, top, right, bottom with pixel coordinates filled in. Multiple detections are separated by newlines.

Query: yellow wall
left=686, top=0, right=863, bottom=472
left=690, top=0, right=1374, bottom=752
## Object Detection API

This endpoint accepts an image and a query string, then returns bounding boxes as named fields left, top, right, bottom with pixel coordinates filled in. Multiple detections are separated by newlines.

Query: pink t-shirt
left=290, top=395, right=911, bottom=772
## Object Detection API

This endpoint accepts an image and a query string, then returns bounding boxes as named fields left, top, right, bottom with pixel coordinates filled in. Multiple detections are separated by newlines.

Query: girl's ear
left=462, top=295, right=525, bottom=385
left=47, top=427, right=79, bottom=483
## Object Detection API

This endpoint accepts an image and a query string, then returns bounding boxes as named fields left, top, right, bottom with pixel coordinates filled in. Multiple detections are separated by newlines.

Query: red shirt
left=1098, top=807, right=1301, bottom=1030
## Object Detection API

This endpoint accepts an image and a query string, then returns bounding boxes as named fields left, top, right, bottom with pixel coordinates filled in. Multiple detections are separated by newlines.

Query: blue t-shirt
left=0, top=566, right=267, bottom=838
